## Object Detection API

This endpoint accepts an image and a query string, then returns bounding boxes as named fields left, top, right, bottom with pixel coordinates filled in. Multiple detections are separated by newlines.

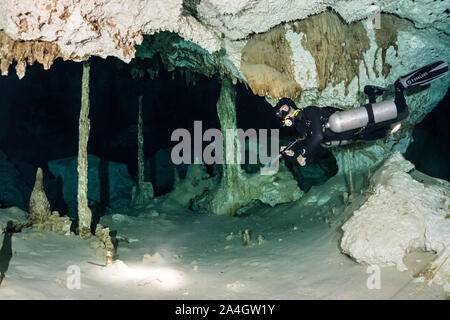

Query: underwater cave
left=0, top=0, right=449, bottom=305
left=405, top=88, right=450, bottom=181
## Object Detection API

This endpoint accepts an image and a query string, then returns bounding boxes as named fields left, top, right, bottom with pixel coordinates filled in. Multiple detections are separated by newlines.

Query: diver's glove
left=297, top=155, right=306, bottom=166
left=280, top=146, right=295, bottom=157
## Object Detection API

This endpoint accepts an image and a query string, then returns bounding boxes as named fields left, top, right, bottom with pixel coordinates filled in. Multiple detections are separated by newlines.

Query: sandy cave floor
left=0, top=175, right=446, bottom=300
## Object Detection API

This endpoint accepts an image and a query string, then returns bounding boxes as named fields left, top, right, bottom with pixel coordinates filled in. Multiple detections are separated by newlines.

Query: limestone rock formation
left=37, top=211, right=72, bottom=235
left=162, top=163, right=218, bottom=209
left=131, top=182, right=154, bottom=208
left=0, top=0, right=221, bottom=77
left=130, top=95, right=154, bottom=207
left=195, top=162, right=303, bottom=216
left=29, top=168, right=72, bottom=235
left=95, top=223, right=115, bottom=260
left=77, top=60, right=92, bottom=240
left=425, top=249, right=450, bottom=292
left=1, top=1, right=447, bottom=74
left=180, top=77, right=303, bottom=215
left=341, top=152, right=449, bottom=283
left=0, top=30, right=64, bottom=79
left=29, top=168, right=51, bottom=225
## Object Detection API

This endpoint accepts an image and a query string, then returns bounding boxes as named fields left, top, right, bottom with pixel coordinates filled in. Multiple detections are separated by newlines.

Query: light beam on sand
left=124, top=267, right=183, bottom=288
left=103, top=261, right=184, bottom=290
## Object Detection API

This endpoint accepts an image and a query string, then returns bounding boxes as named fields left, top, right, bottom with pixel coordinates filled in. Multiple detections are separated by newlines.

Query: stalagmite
left=137, top=95, right=145, bottom=189
left=29, top=168, right=71, bottom=234
left=242, top=229, right=250, bottom=246
left=95, top=224, right=115, bottom=266
left=131, top=95, right=154, bottom=207
left=77, top=60, right=92, bottom=240
left=29, top=168, right=51, bottom=225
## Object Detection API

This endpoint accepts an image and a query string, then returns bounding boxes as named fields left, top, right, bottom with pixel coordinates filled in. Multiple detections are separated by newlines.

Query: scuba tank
left=326, top=100, right=397, bottom=133
left=324, top=60, right=448, bottom=137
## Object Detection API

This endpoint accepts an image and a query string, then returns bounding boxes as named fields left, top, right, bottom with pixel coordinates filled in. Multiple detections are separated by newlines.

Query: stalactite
left=0, top=30, right=64, bottom=79
left=77, top=60, right=92, bottom=240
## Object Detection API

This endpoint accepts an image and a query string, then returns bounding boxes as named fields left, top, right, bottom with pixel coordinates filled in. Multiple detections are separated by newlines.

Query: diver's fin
left=397, top=60, right=449, bottom=89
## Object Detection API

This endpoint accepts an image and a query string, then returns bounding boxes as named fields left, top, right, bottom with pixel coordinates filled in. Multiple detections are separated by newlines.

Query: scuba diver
left=275, top=60, right=449, bottom=166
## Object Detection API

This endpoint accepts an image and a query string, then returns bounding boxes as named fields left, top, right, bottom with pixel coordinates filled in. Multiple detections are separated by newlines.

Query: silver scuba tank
left=326, top=100, right=397, bottom=133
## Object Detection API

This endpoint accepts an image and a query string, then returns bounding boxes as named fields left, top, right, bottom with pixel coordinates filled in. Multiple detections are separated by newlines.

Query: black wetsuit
left=291, top=106, right=329, bottom=159
left=291, top=81, right=409, bottom=160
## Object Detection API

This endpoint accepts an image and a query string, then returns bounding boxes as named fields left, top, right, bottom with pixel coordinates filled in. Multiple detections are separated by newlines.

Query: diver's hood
left=275, top=98, right=297, bottom=116
left=275, top=108, right=290, bottom=119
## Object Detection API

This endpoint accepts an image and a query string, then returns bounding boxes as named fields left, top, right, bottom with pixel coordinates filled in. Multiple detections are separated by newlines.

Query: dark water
left=405, top=87, right=450, bottom=181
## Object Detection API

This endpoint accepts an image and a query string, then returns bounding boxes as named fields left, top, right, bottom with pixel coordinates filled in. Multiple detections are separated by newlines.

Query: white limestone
left=341, top=152, right=450, bottom=283
left=285, top=25, right=318, bottom=91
